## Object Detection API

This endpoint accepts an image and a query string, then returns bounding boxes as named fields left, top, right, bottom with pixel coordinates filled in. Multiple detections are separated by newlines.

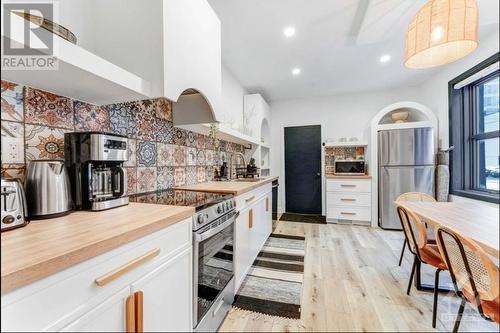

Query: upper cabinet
left=1, top=0, right=222, bottom=120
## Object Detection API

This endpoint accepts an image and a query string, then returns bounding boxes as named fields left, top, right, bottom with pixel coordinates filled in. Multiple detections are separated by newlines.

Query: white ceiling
left=208, top=0, right=499, bottom=101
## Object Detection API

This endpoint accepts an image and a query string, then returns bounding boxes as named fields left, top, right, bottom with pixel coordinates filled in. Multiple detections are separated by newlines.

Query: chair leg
left=398, top=239, right=407, bottom=266
left=453, top=298, right=467, bottom=333
left=407, top=255, right=417, bottom=295
left=432, top=268, right=442, bottom=328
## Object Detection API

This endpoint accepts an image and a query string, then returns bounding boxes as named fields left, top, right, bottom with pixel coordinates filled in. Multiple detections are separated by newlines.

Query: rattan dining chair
left=395, top=192, right=437, bottom=266
left=396, top=204, right=447, bottom=328
left=436, top=225, right=500, bottom=332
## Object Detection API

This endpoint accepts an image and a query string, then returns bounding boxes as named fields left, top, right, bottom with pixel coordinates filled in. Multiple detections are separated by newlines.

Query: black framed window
left=449, top=53, right=500, bottom=204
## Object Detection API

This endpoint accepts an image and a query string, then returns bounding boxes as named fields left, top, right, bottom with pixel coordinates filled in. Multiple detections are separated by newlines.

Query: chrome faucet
left=229, top=152, right=246, bottom=179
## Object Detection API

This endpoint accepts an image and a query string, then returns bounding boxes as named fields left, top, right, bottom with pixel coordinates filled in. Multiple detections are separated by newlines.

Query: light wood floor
left=220, top=220, right=500, bottom=332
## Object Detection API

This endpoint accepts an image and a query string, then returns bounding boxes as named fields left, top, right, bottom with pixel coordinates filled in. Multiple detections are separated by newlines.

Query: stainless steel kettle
left=25, top=160, right=72, bottom=219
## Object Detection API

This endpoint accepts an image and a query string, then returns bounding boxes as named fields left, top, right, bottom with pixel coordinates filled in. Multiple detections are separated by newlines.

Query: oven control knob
left=2, top=215, right=15, bottom=224
left=227, top=201, right=232, bottom=209
left=197, top=214, right=206, bottom=225
left=217, top=205, right=223, bottom=214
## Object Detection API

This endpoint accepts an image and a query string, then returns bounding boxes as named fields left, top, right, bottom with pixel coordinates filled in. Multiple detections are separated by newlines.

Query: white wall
left=220, top=65, right=247, bottom=131
left=270, top=31, right=500, bottom=214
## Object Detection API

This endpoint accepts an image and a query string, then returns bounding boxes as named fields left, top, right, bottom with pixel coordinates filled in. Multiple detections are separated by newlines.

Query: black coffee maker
left=65, top=132, right=129, bottom=211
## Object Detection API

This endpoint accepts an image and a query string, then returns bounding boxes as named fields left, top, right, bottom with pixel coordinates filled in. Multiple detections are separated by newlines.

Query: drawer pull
left=245, top=195, right=256, bottom=203
left=340, top=184, right=356, bottom=188
left=95, top=249, right=160, bottom=286
left=249, top=209, right=253, bottom=229
left=341, top=212, right=356, bottom=216
left=341, top=198, right=356, bottom=202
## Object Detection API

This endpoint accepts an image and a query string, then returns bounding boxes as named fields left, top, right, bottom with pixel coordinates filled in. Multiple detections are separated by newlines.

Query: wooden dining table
left=397, top=201, right=499, bottom=259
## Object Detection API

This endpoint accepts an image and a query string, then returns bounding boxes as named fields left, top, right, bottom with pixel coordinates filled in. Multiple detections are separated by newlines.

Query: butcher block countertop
left=175, top=176, right=278, bottom=195
left=326, top=175, right=371, bottom=179
left=1, top=203, right=194, bottom=294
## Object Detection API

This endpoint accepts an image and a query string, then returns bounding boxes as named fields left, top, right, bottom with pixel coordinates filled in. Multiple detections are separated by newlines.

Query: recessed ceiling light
left=291, top=67, right=301, bottom=76
left=379, top=54, right=392, bottom=63
left=283, top=26, right=296, bottom=38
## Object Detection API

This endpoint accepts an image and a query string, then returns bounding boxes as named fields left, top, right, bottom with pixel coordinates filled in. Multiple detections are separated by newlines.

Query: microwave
left=334, top=160, right=366, bottom=176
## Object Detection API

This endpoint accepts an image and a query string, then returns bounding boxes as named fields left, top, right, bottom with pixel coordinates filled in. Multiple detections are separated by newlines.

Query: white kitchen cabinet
left=326, top=178, right=372, bottom=225
left=1, top=218, right=192, bottom=332
left=234, top=184, right=273, bottom=292
left=131, top=248, right=192, bottom=332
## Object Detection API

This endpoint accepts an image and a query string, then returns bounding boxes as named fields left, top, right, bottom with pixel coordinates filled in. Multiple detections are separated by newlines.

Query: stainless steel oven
left=193, top=209, right=237, bottom=332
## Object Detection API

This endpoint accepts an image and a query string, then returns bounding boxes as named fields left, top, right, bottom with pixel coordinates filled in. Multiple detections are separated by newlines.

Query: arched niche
left=172, top=88, right=217, bottom=125
left=369, top=101, right=438, bottom=228
left=260, top=117, right=270, bottom=145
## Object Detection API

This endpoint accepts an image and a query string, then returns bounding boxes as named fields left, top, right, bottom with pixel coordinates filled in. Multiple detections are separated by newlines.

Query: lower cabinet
left=234, top=187, right=272, bottom=292
left=1, top=218, right=193, bottom=332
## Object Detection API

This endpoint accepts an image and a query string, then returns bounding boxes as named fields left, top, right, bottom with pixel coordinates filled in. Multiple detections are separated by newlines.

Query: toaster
left=1, top=179, right=29, bottom=231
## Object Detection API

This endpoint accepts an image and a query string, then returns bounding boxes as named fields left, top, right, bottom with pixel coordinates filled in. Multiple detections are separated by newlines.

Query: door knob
left=316, top=172, right=321, bottom=176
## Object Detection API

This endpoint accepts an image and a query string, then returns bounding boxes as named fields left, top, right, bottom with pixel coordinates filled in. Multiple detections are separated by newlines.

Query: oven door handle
left=195, top=211, right=239, bottom=242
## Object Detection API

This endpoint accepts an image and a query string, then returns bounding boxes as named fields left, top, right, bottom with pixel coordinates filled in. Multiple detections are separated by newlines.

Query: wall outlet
left=1, top=137, right=24, bottom=163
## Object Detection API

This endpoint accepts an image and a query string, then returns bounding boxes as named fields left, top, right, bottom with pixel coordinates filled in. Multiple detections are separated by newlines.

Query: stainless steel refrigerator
left=378, top=127, right=435, bottom=230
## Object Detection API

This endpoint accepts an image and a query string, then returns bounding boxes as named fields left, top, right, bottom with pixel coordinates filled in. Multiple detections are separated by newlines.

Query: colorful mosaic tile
left=137, top=167, right=157, bottom=193
left=124, top=139, right=137, bottom=167
left=173, top=127, right=186, bottom=146
left=173, top=145, right=186, bottom=166
left=205, top=150, right=215, bottom=166
left=156, top=119, right=173, bottom=143
left=126, top=167, right=137, bottom=195
left=174, top=190, right=186, bottom=205
left=186, top=147, right=197, bottom=166
left=196, top=134, right=207, bottom=149
left=134, top=100, right=156, bottom=141
left=157, top=166, right=174, bottom=190
left=137, top=140, right=156, bottom=167
left=155, top=97, right=173, bottom=121
left=186, top=166, right=197, bottom=185
left=1, top=120, right=24, bottom=165
left=196, top=149, right=206, bottom=165
left=1, top=81, right=24, bottom=122
left=25, top=125, right=67, bottom=161
left=1, top=166, right=25, bottom=182
left=74, top=101, right=110, bottom=132
left=157, top=143, right=175, bottom=167
left=174, top=167, right=186, bottom=187
left=157, top=190, right=175, bottom=205
left=25, top=87, right=74, bottom=129
left=196, top=166, right=206, bottom=183
left=185, top=130, right=197, bottom=147
left=206, top=166, right=215, bottom=181
left=107, top=102, right=137, bottom=137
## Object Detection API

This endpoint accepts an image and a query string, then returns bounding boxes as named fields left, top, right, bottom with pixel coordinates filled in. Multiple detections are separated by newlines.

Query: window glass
left=477, top=137, right=499, bottom=192
left=479, top=76, right=499, bottom=133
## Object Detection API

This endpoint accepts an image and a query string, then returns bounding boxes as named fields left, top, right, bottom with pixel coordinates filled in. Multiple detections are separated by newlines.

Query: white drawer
left=236, top=183, right=272, bottom=210
left=327, top=192, right=371, bottom=207
left=326, top=179, right=371, bottom=193
left=327, top=206, right=371, bottom=222
left=1, top=218, right=192, bottom=332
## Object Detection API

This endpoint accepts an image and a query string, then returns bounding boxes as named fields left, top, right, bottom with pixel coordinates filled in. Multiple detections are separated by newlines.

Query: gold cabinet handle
left=249, top=209, right=253, bottom=229
left=341, top=212, right=356, bottom=215
left=126, top=294, right=136, bottom=332
left=340, top=184, right=356, bottom=188
left=135, top=291, right=144, bottom=333
left=95, top=249, right=160, bottom=286
left=340, top=198, right=356, bottom=202
left=266, top=197, right=269, bottom=211
left=245, top=195, right=255, bottom=203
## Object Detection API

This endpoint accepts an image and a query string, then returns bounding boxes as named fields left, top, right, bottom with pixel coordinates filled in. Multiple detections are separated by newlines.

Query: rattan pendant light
left=405, top=0, right=478, bottom=69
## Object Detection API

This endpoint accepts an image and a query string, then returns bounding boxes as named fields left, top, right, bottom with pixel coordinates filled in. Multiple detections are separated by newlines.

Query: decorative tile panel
left=137, top=140, right=156, bottom=167
left=1, top=81, right=24, bottom=122
left=74, top=101, right=110, bottom=132
left=155, top=98, right=173, bottom=121
left=126, top=167, right=137, bottom=194
left=157, top=143, right=174, bottom=167
left=157, top=166, right=174, bottom=190
left=173, top=127, right=186, bottom=146
left=25, top=87, right=74, bottom=129
left=174, top=190, right=186, bottom=205
left=25, top=125, right=67, bottom=161
left=156, top=119, right=173, bottom=143
left=124, top=138, right=137, bottom=167
left=137, top=167, right=157, bottom=193
left=134, top=100, right=157, bottom=141
left=205, top=150, right=215, bottom=166
left=107, top=102, right=137, bottom=137
left=196, top=149, right=206, bottom=165
left=1, top=120, right=24, bottom=165
left=157, top=190, right=175, bottom=205
left=186, top=147, right=197, bottom=166
left=196, top=166, right=206, bottom=183
left=174, top=167, right=186, bottom=186
left=1, top=166, right=25, bottom=182
left=206, top=166, right=214, bottom=181
left=186, top=166, right=197, bottom=185
left=173, top=145, right=186, bottom=166
left=185, top=131, right=197, bottom=147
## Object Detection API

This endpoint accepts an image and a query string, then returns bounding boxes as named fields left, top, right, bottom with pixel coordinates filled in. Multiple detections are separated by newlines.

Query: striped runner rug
left=232, top=233, right=305, bottom=319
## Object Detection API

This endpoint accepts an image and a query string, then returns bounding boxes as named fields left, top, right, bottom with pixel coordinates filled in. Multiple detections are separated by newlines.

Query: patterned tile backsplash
left=0, top=80, right=246, bottom=195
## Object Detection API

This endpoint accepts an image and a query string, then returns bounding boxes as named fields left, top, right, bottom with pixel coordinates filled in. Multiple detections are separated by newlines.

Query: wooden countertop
left=326, top=175, right=372, bottom=179
left=1, top=203, right=194, bottom=294
left=175, top=176, right=278, bottom=195
left=396, top=202, right=499, bottom=258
